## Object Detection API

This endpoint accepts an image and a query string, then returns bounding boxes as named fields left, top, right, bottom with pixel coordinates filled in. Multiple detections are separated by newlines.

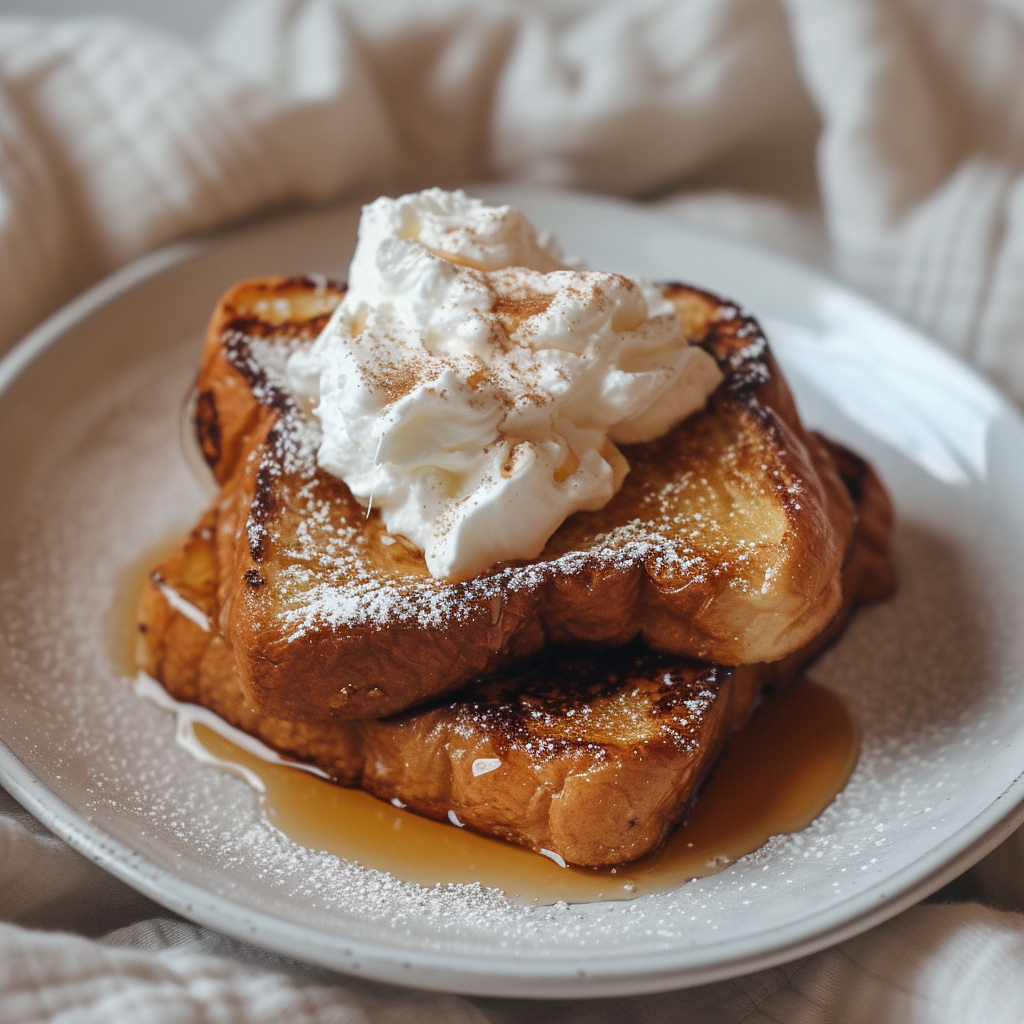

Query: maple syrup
left=118, top=543, right=858, bottom=905
left=187, top=678, right=856, bottom=905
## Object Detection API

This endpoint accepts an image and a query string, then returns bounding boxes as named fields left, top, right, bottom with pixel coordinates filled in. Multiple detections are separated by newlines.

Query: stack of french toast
left=137, top=276, right=895, bottom=868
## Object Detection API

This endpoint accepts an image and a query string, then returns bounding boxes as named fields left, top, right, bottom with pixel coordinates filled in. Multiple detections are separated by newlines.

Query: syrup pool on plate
left=190, top=677, right=857, bottom=905
left=118, top=545, right=857, bottom=905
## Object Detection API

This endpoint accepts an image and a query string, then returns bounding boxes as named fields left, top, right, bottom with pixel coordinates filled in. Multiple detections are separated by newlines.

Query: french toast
left=196, top=278, right=860, bottom=722
left=138, top=436, right=892, bottom=867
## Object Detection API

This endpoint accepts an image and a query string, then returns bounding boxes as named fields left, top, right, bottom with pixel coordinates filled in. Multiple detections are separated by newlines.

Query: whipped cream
left=288, top=188, right=723, bottom=581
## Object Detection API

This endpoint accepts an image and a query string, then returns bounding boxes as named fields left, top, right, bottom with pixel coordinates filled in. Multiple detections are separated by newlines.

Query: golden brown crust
left=195, top=278, right=857, bottom=722
left=137, top=441, right=892, bottom=867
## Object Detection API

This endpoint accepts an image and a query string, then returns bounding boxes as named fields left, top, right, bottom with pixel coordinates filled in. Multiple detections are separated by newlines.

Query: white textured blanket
left=4, top=1, right=1024, bottom=1020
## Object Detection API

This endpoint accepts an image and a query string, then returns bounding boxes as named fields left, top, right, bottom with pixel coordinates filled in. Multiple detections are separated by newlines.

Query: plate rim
left=3, top=184, right=1024, bottom=998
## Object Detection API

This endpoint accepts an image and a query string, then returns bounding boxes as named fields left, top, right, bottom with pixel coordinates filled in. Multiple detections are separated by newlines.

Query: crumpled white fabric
left=5, top=0, right=1024, bottom=1020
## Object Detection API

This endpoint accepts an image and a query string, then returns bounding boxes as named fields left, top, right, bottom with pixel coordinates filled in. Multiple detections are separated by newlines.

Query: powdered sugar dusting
left=243, top=341, right=782, bottom=640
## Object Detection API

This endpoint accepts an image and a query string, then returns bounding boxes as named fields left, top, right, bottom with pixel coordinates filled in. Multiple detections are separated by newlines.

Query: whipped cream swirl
left=288, top=188, right=723, bottom=581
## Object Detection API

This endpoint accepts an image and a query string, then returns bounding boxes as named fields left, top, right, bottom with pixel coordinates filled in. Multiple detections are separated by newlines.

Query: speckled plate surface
left=3, top=185, right=1024, bottom=998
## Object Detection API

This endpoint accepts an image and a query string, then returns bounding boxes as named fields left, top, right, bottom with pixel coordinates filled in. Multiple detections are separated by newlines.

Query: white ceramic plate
left=3, top=185, right=1024, bottom=999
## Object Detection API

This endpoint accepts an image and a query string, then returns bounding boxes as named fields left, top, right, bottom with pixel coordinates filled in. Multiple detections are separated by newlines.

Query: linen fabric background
left=4, top=0, right=1024, bottom=1020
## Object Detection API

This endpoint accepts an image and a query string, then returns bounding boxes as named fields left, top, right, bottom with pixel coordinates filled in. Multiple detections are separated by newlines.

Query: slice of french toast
left=194, top=278, right=865, bottom=722
left=138, top=437, right=893, bottom=868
